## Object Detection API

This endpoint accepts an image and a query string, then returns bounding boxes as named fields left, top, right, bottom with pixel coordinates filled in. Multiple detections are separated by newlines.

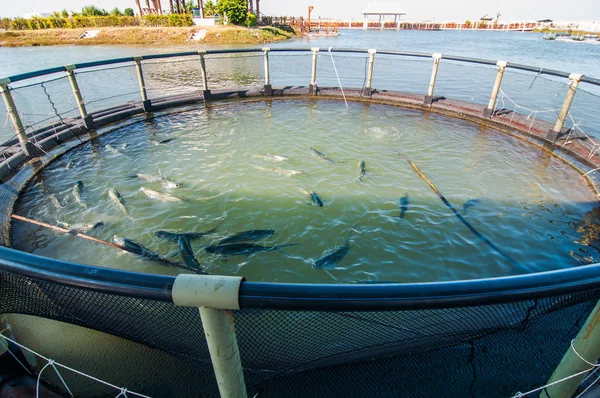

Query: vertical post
left=198, top=50, right=211, bottom=100
left=0, top=78, right=31, bottom=155
left=546, top=73, right=583, bottom=143
left=309, top=48, right=319, bottom=95
left=363, top=15, right=368, bottom=30
left=262, top=47, right=272, bottom=96
left=133, top=56, right=152, bottom=113
left=65, top=65, right=93, bottom=130
left=483, top=60, right=508, bottom=118
left=424, top=53, right=443, bottom=105
left=540, top=299, right=600, bottom=398
left=200, top=307, right=247, bottom=398
left=362, top=49, right=376, bottom=97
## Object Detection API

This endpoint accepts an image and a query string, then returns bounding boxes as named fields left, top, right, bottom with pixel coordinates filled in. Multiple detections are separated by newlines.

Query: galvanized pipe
left=552, top=73, right=583, bottom=134
left=363, top=49, right=376, bottom=96
left=64, top=65, right=90, bottom=127
left=483, top=60, right=508, bottom=117
left=541, top=298, right=600, bottom=398
left=199, top=307, right=248, bottom=398
left=133, top=57, right=148, bottom=102
left=424, top=53, right=443, bottom=105
left=262, top=47, right=270, bottom=86
left=310, top=47, right=319, bottom=95
left=0, top=78, right=30, bottom=153
left=198, top=50, right=209, bottom=92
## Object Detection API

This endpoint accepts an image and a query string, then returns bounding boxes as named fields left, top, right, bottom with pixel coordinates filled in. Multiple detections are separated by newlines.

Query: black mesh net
left=75, top=64, right=140, bottom=114
left=0, top=269, right=597, bottom=397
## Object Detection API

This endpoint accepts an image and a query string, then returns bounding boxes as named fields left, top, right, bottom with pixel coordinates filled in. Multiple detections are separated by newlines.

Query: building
left=362, top=2, right=406, bottom=30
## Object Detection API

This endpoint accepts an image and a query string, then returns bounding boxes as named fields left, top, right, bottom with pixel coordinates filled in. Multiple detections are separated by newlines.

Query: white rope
left=575, top=370, right=600, bottom=398
left=328, top=48, right=349, bottom=108
left=1, top=334, right=151, bottom=398
left=0, top=334, right=33, bottom=376
left=512, top=339, right=600, bottom=398
left=565, top=112, right=600, bottom=160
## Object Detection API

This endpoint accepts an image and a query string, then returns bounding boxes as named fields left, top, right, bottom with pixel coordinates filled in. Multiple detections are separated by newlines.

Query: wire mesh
left=568, top=85, right=600, bottom=140
left=75, top=64, right=140, bottom=114
left=371, top=55, right=433, bottom=95
left=0, top=98, right=10, bottom=145
left=269, top=53, right=313, bottom=87
left=435, top=60, right=499, bottom=105
left=205, top=54, right=264, bottom=90
left=316, top=52, right=369, bottom=89
left=142, top=57, right=205, bottom=100
left=0, top=269, right=597, bottom=397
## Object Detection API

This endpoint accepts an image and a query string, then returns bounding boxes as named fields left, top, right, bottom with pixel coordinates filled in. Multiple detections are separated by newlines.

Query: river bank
left=0, top=25, right=297, bottom=47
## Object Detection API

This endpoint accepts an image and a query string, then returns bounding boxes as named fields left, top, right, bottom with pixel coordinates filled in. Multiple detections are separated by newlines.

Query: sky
left=2, top=0, right=599, bottom=21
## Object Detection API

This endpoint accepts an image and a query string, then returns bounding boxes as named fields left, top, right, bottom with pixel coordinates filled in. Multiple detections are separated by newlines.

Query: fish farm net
left=74, top=64, right=140, bottom=114
left=0, top=269, right=598, bottom=397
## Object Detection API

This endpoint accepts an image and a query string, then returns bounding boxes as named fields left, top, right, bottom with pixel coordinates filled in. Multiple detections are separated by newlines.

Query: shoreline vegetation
left=0, top=26, right=298, bottom=47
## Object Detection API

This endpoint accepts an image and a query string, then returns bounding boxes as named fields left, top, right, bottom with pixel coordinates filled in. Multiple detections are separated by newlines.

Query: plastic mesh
left=269, top=53, right=313, bottom=87
left=75, top=65, right=140, bottom=114
left=0, top=269, right=597, bottom=397
left=569, top=85, right=600, bottom=141
left=372, top=55, right=433, bottom=95
left=316, top=52, right=369, bottom=89
left=142, top=58, right=205, bottom=99
left=435, top=60, right=499, bottom=105
left=205, top=54, right=264, bottom=90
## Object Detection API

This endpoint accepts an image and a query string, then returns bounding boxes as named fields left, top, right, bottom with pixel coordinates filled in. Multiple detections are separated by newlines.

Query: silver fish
left=140, top=187, right=182, bottom=203
left=254, top=154, right=289, bottom=162
left=255, top=166, right=303, bottom=177
left=358, top=160, right=366, bottom=181
left=105, top=144, right=122, bottom=155
left=72, top=181, right=87, bottom=209
left=49, top=194, right=64, bottom=209
left=108, top=188, right=128, bottom=215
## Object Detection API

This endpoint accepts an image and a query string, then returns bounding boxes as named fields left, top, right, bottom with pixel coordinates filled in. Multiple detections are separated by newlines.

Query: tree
left=61, top=9, right=69, bottom=18
left=110, top=7, right=123, bottom=16
left=124, top=8, right=134, bottom=16
left=81, top=5, right=108, bottom=16
left=217, top=0, right=246, bottom=25
left=203, top=0, right=217, bottom=17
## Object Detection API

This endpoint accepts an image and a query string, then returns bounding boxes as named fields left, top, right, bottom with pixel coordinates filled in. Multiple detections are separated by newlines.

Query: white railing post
left=0, top=78, right=31, bottom=155
left=547, top=73, right=584, bottom=143
left=64, top=65, right=93, bottom=129
left=172, top=275, right=247, bottom=398
left=483, top=60, right=508, bottom=117
left=133, top=56, right=152, bottom=113
left=198, top=50, right=211, bottom=100
left=363, top=49, right=376, bottom=97
left=310, top=47, right=319, bottom=95
left=424, top=53, right=443, bottom=105
left=262, top=47, right=272, bottom=96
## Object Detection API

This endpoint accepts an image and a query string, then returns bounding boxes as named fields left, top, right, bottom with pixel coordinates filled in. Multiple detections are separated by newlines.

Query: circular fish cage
left=1, top=48, right=600, bottom=397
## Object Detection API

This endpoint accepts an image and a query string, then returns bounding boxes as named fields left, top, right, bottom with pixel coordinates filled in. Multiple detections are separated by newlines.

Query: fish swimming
left=58, top=221, right=104, bottom=233
left=105, top=144, right=122, bottom=155
left=141, top=187, right=182, bottom=203
left=254, top=154, right=289, bottom=162
left=399, top=194, right=409, bottom=218
left=255, top=166, right=303, bottom=177
left=462, top=199, right=482, bottom=214
left=178, top=235, right=203, bottom=270
left=205, top=243, right=297, bottom=256
left=218, top=230, right=276, bottom=245
left=65, top=160, right=75, bottom=170
left=121, top=143, right=128, bottom=150
left=155, top=222, right=221, bottom=241
left=72, top=181, right=87, bottom=209
left=313, top=225, right=357, bottom=269
left=114, top=236, right=206, bottom=272
left=49, top=194, right=64, bottom=209
left=108, top=188, right=128, bottom=215
left=308, top=191, right=324, bottom=207
left=162, top=179, right=180, bottom=189
left=310, top=147, right=336, bottom=163
left=151, top=138, right=176, bottom=145
left=358, top=160, right=366, bottom=181
left=134, top=174, right=180, bottom=189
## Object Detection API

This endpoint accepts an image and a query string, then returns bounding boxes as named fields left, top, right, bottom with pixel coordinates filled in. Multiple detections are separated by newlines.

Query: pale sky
left=2, top=0, right=599, bottom=21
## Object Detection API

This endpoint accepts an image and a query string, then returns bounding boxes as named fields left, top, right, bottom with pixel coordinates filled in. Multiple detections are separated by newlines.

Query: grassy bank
left=0, top=26, right=297, bottom=47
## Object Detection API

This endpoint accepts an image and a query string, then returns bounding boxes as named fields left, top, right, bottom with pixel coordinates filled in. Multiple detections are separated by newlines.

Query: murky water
left=12, top=99, right=599, bottom=282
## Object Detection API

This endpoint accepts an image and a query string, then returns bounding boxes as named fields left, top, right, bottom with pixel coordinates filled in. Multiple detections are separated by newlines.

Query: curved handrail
left=2, top=47, right=598, bottom=87
left=2, top=246, right=600, bottom=310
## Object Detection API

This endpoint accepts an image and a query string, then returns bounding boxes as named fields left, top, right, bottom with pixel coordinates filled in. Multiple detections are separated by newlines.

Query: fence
left=1, top=48, right=600, bottom=397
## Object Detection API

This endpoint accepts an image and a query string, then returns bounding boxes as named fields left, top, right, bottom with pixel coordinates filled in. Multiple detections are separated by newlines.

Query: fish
left=121, top=143, right=128, bottom=150
left=161, top=179, right=180, bottom=189
left=255, top=166, right=303, bottom=177
left=108, top=188, right=128, bottom=215
left=114, top=235, right=197, bottom=269
left=218, top=230, right=276, bottom=245
left=155, top=222, right=221, bottom=241
left=134, top=174, right=180, bottom=189
left=140, top=187, right=182, bottom=203
left=399, top=194, right=409, bottom=218
left=151, top=138, right=176, bottom=145
left=310, top=147, right=336, bottom=163
left=358, top=160, right=366, bottom=181
left=72, top=180, right=87, bottom=209
left=65, top=160, right=75, bottom=170
left=49, top=194, right=64, bottom=209
left=254, top=154, right=289, bottom=162
left=205, top=243, right=297, bottom=256
left=462, top=199, right=482, bottom=214
left=308, top=191, right=324, bottom=207
left=105, top=144, right=122, bottom=155
left=178, top=235, right=203, bottom=270
left=313, top=224, right=357, bottom=269
left=59, top=221, right=104, bottom=234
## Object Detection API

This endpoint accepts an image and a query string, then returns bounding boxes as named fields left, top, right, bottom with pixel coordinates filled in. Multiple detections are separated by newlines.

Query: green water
left=11, top=99, right=599, bottom=282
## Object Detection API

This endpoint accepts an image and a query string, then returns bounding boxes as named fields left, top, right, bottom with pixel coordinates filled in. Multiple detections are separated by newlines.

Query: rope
left=40, top=82, right=84, bottom=143
left=0, top=334, right=33, bottom=376
left=0, top=333, right=150, bottom=398
left=566, top=112, right=600, bottom=160
left=528, top=68, right=544, bottom=90
left=328, top=48, right=348, bottom=108
left=512, top=339, right=600, bottom=397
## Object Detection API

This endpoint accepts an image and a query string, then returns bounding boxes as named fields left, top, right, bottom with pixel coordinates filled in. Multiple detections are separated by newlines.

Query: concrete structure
left=362, top=2, right=406, bottom=30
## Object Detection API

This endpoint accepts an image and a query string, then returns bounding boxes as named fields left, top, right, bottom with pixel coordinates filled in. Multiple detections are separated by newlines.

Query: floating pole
left=0, top=78, right=31, bottom=155
left=198, top=50, right=211, bottom=100
left=424, top=53, right=443, bottom=105
left=64, top=65, right=93, bottom=130
left=310, top=48, right=319, bottom=95
left=11, top=214, right=204, bottom=274
left=483, top=60, right=508, bottom=118
left=399, top=154, right=520, bottom=267
left=172, top=274, right=247, bottom=398
left=547, top=73, right=584, bottom=143
left=363, top=49, right=377, bottom=97
left=133, top=56, right=152, bottom=113
left=540, top=298, right=600, bottom=398
left=262, top=47, right=272, bottom=96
